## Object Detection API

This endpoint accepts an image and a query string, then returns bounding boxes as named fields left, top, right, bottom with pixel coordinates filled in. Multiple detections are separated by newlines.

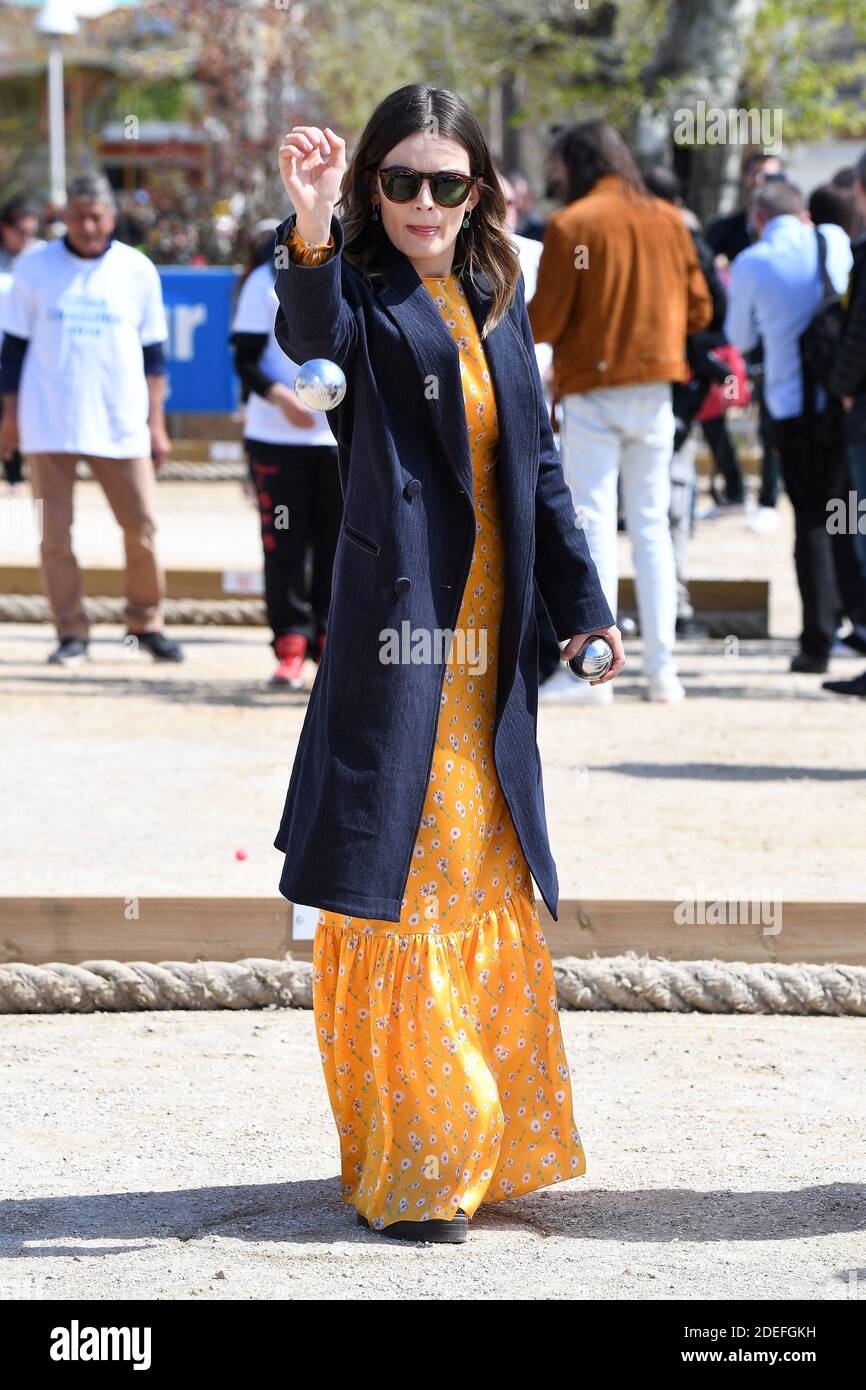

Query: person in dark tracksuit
left=230, top=222, right=343, bottom=686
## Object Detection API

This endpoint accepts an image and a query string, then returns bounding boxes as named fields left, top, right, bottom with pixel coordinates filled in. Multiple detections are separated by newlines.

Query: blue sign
left=158, top=267, right=240, bottom=413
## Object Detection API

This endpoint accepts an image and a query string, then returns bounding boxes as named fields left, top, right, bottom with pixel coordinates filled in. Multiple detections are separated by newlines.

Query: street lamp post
left=35, top=0, right=81, bottom=210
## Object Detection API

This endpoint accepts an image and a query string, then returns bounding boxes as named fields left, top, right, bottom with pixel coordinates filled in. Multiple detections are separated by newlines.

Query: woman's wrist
left=294, top=211, right=334, bottom=246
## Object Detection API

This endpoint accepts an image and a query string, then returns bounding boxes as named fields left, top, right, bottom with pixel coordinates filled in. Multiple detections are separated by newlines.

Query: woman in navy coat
left=272, top=84, right=623, bottom=1242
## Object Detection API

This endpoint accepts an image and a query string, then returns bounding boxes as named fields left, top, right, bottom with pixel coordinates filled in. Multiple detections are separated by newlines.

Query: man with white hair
left=0, top=173, right=182, bottom=665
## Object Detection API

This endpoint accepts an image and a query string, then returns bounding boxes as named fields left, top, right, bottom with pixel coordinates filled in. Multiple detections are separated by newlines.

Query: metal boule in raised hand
left=293, top=358, right=347, bottom=410
left=568, top=635, right=614, bottom=681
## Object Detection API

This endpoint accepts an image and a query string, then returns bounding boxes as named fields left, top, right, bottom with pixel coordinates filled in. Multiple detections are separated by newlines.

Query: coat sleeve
left=515, top=276, right=615, bottom=640
left=272, top=210, right=358, bottom=371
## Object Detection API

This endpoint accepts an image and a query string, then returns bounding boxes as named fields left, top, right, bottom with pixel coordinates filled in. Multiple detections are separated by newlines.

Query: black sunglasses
left=371, top=164, right=481, bottom=208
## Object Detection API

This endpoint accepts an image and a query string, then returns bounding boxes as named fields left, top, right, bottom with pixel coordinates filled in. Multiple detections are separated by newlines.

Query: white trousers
left=560, top=382, right=677, bottom=679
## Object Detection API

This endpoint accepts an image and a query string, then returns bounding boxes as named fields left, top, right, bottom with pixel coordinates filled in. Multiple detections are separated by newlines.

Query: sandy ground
left=0, top=469, right=808, bottom=633
left=2, top=479, right=866, bottom=899
left=3, top=622, right=866, bottom=901
left=2, top=473, right=865, bottom=1300
left=1, top=1008, right=864, bottom=1301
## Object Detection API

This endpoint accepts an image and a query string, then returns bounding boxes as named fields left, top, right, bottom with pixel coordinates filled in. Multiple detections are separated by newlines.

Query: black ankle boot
left=356, top=1208, right=469, bottom=1243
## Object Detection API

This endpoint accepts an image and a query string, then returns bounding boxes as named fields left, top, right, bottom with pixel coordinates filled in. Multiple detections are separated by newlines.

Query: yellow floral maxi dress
left=286, top=228, right=587, bottom=1231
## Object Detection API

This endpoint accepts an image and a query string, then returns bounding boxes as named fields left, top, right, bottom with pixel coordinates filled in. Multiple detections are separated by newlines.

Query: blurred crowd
left=3, top=128, right=866, bottom=701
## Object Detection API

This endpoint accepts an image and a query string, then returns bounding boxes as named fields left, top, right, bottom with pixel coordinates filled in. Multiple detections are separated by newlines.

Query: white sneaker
left=746, top=506, right=779, bottom=533
left=645, top=671, right=686, bottom=703
left=538, top=667, right=614, bottom=704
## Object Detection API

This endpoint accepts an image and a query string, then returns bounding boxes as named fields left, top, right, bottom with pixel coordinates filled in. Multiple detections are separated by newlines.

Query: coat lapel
left=375, top=248, right=474, bottom=496
left=374, top=241, right=538, bottom=609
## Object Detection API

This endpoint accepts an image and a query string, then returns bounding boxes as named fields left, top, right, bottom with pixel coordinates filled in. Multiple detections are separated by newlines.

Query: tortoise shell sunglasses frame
left=368, top=163, right=485, bottom=208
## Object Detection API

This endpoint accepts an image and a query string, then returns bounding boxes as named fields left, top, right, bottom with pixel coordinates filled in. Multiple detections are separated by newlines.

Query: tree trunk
left=636, top=0, right=768, bottom=225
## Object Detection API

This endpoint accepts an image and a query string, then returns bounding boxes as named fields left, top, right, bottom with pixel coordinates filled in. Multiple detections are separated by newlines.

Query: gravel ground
left=2, top=476, right=865, bottom=1300
left=1, top=1007, right=863, bottom=1301
left=2, top=622, right=865, bottom=901
left=3, top=480, right=866, bottom=900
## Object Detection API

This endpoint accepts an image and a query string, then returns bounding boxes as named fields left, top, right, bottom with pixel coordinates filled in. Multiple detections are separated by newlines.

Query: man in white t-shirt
left=230, top=228, right=341, bottom=686
left=0, top=174, right=182, bottom=665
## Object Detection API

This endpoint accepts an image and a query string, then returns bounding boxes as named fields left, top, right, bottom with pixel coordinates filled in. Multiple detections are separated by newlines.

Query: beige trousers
left=26, top=452, right=166, bottom=640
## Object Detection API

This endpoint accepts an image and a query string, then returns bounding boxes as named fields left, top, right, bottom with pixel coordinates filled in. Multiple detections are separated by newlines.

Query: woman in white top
left=230, top=222, right=343, bottom=686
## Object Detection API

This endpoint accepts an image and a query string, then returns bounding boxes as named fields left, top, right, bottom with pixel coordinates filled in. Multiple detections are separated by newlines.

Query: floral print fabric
left=286, top=237, right=587, bottom=1229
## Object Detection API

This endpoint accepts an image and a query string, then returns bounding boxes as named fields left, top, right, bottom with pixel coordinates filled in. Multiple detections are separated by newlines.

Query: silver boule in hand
left=293, top=358, right=347, bottom=411
left=568, top=635, right=614, bottom=682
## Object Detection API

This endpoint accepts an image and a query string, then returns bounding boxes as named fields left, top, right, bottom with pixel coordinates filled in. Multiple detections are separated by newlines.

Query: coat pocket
left=342, top=520, right=381, bottom=556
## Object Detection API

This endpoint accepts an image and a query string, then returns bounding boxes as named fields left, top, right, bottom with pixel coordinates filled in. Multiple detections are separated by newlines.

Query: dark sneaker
left=838, top=629, right=866, bottom=657
left=125, top=629, right=184, bottom=662
left=48, top=637, right=88, bottom=665
left=822, top=670, right=866, bottom=697
left=356, top=1208, right=469, bottom=1243
left=790, top=651, right=828, bottom=674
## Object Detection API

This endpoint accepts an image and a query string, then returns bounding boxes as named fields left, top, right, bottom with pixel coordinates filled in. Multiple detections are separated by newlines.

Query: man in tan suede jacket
left=529, top=121, right=712, bottom=704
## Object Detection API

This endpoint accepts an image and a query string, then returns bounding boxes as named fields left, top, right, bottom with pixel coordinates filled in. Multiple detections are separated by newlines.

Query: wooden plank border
left=0, top=567, right=769, bottom=614
left=1, top=897, right=863, bottom=967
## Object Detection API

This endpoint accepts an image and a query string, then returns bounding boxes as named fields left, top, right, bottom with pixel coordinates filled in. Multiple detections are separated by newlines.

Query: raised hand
left=278, top=125, right=346, bottom=242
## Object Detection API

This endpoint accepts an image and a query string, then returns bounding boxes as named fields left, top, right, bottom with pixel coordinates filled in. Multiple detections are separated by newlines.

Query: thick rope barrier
left=1, top=952, right=863, bottom=1015
left=0, top=595, right=266, bottom=626
left=79, top=460, right=248, bottom=482
left=553, top=954, right=866, bottom=1015
left=155, top=461, right=247, bottom=481
left=0, top=958, right=313, bottom=1014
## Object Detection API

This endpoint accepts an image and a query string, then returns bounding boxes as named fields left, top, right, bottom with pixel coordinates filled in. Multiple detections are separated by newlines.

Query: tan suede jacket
left=528, top=174, right=713, bottom=401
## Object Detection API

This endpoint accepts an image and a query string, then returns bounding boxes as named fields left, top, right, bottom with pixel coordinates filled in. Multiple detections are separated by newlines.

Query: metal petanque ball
left=293, top=358, right=347, bottom=411
left=568, top=635, right=614, bottom=682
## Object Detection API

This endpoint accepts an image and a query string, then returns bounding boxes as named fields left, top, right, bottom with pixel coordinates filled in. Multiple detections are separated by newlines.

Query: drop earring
left=462, top=211, right=470, bottom=228
left=371, top=203, right=379, bottom=221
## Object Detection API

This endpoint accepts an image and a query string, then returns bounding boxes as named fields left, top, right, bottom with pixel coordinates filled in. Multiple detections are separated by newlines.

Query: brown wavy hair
left=336, top=83, right=521, bottom=338
left=553, top=119, right=648, bottom=204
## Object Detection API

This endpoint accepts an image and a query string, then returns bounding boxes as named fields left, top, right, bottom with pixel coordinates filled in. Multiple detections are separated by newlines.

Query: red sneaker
left=270, top=633, right=307, bottom=687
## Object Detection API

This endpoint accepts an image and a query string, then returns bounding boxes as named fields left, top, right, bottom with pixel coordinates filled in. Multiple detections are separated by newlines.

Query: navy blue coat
left=271, top=210, right=613, bottom=923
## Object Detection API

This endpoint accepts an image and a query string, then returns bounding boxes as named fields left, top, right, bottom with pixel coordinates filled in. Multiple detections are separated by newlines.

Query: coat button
left=394, top=576, right=412, bottom=594
left=404, top=478, right=422, bottom=499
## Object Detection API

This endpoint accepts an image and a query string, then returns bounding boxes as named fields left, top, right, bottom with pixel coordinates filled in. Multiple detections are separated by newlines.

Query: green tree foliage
left=302, top=0, right=866, bottom=146
left=744, top=0, right=866, bottom=138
